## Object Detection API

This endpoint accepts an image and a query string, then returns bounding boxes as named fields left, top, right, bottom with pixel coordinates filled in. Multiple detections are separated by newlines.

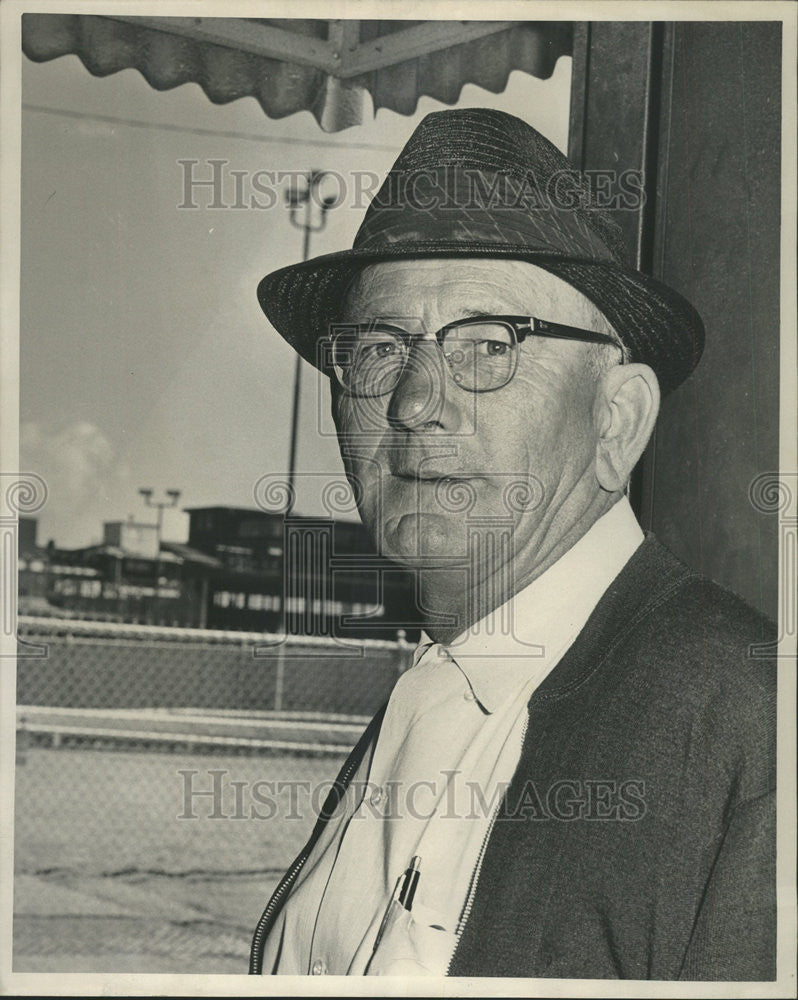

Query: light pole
left=274, top=172, right=337, bottom=693
left=139, top=487, right=181, bottom=624
left=284, top=170, right=337, bottom=516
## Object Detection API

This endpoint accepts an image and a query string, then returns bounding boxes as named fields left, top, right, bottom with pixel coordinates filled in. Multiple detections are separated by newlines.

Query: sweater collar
left=528, top=532, right=693, bottom=703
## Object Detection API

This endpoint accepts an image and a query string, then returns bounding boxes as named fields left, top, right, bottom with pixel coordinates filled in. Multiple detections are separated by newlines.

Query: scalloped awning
left=22, top=14, right=573, bottom=131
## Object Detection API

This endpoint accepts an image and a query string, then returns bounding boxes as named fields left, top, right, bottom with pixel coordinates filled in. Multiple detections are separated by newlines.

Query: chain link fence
left=13, top=617, right=414, bottom=973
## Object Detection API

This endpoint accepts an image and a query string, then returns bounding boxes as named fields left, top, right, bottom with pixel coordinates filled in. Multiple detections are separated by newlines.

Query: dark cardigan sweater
left=251, top=536, right=777, bottom=981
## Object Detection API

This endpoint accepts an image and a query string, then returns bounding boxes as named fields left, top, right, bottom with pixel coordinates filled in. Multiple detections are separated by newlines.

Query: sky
left=20, top=43, right=571, bottom=549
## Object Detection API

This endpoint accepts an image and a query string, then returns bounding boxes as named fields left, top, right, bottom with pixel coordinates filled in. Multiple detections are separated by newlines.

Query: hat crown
left=391, top=107, right=569, bottom=174
left=353, top=108, right=628, bottom=264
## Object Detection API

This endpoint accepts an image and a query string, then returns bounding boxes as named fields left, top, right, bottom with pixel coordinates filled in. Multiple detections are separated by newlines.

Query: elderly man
left=249, top=109, right=775, bottom=980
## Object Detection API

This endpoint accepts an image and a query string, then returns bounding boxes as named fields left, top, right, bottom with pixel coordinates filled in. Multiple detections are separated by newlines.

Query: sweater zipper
left=445, top=715, right=529, bottom=975
left=248, top=744, right=365, bottom=975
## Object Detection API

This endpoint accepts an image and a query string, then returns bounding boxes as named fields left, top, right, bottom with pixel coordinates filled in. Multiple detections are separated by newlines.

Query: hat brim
left=256, top=242, right=704, bottom=395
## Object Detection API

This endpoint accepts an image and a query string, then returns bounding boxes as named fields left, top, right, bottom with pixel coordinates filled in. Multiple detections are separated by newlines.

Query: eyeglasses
left=328, top=315, right=623, bottom=397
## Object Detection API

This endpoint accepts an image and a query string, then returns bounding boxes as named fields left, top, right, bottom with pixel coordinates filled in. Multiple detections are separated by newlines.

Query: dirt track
left=14, top=745, right=344, bottom=973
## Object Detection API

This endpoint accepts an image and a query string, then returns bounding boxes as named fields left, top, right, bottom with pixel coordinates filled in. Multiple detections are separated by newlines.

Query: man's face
left=331, top=258, right=609, bottom=578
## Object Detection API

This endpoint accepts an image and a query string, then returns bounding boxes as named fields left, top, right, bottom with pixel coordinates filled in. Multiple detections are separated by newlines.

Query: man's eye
left=360, top=340, right=399, bottom=360
left=478, top=340, right=510, bottom=357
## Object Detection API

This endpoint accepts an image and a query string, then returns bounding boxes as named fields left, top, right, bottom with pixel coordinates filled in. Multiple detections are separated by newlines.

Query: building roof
left=161, top=541, right=223, bottom=568
left=184, top=504, right=362, bottom=526
left=183, top=505, right=268, bottom=514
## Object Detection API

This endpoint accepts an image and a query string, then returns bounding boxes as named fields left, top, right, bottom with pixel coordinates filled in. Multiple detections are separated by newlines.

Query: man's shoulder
left=539, top=535, right=777, bottom=802
left=539, top=532, right=776, bottom=707
left=605, top=537, right=776, bottom=766
left=624, top=537, right=776, bottom=686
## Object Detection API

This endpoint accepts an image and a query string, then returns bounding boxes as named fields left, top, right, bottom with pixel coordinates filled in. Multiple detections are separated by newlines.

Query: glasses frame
left=329, top=314, right=624, bottom=397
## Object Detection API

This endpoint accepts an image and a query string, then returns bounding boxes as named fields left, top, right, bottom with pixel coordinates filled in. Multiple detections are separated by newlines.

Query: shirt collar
left=411, top=640, right=435, bottom=669
left=411, top=497, right=644, bottom=713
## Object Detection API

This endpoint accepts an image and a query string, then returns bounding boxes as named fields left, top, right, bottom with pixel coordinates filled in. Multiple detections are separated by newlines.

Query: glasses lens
left=440, top=322, right=516, bottom=390
left=332, top=329, right=406, bottom=396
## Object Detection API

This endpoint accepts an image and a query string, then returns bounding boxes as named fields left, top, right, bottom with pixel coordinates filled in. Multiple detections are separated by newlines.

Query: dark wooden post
left=569, top=21, right=781, bottom=618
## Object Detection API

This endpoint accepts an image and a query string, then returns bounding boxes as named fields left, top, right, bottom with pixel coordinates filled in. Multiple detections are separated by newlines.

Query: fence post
left=274, top=642, right=285, bottom=712
left=16, top=715, right=29, bottom=765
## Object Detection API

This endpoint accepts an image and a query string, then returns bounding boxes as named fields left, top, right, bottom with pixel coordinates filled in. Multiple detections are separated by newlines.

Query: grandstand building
left=184, top=506, right=420, bottom=639
left=17, top=508, right=421, bottom=639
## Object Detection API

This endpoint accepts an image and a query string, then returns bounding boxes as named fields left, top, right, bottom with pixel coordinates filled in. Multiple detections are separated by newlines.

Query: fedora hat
left=257, top=108, right=704, bottom=394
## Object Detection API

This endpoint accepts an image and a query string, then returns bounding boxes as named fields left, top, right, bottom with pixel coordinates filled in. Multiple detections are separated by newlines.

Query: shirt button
left=312, top=958, right=327, bottom=975
left=463, top=689, right=476, bottom=701
left=371, top=787, right=385, bottom=806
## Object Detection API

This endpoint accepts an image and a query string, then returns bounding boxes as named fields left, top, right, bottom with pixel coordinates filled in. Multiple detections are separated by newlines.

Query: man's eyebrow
left=340, top=308, right=525, bottom=326
left=336, top=314, right=407, bottom=325
left=455, top=308, right=524, bottom=319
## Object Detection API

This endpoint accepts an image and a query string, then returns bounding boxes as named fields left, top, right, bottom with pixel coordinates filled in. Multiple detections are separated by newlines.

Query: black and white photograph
left=0, top=1, right=795, bottom=995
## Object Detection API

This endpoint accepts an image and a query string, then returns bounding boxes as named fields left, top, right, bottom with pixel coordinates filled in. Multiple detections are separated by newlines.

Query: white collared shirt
left=262, top=497, right=644, bottom=976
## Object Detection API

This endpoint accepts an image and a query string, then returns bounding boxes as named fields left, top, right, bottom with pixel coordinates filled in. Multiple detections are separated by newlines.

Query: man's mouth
left=392, top=471, right=467, bottom=482
left=390, top=472, right=488, bottom=493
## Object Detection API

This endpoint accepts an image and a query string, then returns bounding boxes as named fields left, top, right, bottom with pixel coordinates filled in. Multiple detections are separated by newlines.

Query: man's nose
left=387, top=341, right=459, bottom=432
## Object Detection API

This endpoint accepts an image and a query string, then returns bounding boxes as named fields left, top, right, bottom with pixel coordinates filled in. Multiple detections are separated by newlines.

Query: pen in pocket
left=398, top=855, right=421, bottom=911
left=374, top=855, right=423, bottom=950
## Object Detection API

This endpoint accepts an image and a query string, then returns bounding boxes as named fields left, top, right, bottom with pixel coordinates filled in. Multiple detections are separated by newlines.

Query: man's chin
left=380, top=512, right=471, bottom=567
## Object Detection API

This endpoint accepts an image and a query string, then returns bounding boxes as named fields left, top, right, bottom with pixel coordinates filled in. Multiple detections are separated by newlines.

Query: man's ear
left=594, top=363, right=660, bottom=492
left=329, top=375, right=343, bottom=426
